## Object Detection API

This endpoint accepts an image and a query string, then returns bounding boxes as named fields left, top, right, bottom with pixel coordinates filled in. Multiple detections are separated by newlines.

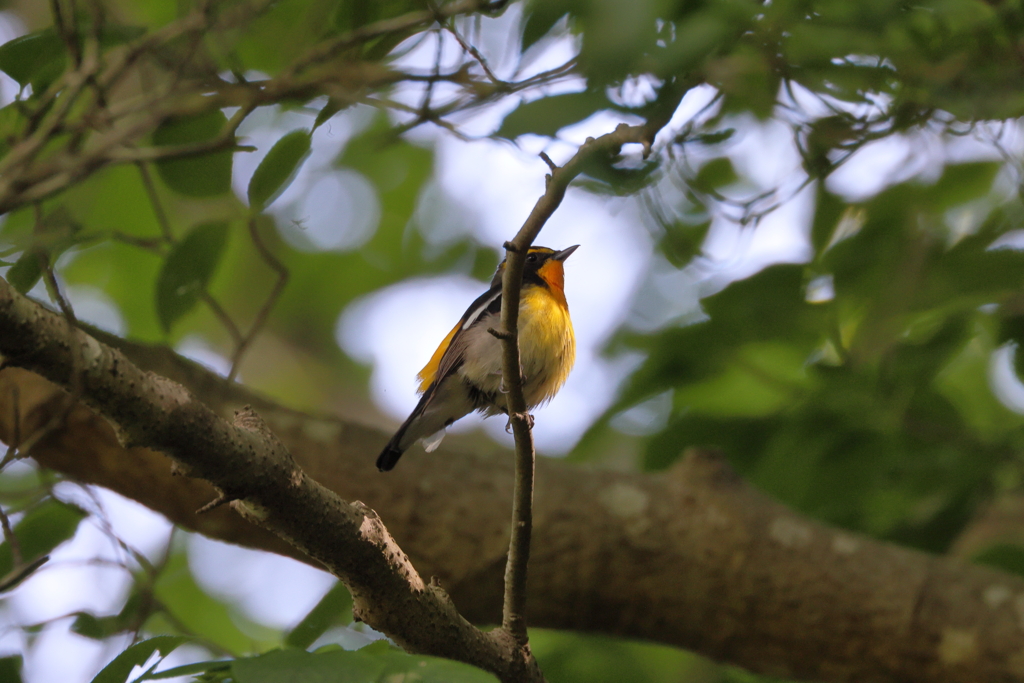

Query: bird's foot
left=505, top=412, right=535, bottom=432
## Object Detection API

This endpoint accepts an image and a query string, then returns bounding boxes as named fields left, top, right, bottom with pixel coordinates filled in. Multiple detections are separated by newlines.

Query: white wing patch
left=462, top=290, right=501, bottom=330
left=422, top=429, right=447, bottom=452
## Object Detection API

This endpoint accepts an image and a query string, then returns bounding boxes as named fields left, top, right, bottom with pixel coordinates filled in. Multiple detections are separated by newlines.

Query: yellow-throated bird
left=376, top=245, right=578, bottom=471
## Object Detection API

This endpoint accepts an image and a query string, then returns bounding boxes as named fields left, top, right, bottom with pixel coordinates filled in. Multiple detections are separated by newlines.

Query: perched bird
left=376, top=245, right=578, bottom=471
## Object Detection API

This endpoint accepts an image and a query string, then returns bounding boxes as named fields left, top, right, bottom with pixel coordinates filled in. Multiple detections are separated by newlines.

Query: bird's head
left=491, top=245, right=579, bottom=291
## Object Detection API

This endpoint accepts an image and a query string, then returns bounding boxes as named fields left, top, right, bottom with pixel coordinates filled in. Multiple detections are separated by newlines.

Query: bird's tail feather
left=376, top=388, right=436, bottom=471
left=376, top=441, right=404, bottom=471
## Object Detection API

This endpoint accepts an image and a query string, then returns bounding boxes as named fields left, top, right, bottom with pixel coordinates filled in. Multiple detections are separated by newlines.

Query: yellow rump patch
left=417, top=319, right=461, bottom=392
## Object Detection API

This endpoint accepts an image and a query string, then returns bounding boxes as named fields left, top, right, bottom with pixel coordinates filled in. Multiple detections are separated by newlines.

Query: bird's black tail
left=376, top=389, right=435, bottom=471
left=376, top=439, right=405, bottom=471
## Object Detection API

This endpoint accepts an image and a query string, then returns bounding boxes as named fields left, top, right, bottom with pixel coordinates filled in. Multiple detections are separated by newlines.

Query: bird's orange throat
left=537, top=260, right=567, bottom=307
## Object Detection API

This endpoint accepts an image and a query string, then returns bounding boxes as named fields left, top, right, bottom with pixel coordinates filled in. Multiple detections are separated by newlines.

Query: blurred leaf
left=577, top=159, right=659, bottom=196
left=5, top=205, right=83, bottom=294
left=0, top=29, right=66, bottom=91
left=248, top=129, right=312, bottom=211
left=90, top=636, right=188, bottom=683
left=151, top=550, right=272, bottom=654
left=926, top=161, right=1000, bottom=211
left=71, top=589, right=149, bottom=640
left=530, top=629, right=693, bottom=683
left=285, top=582, right=353, bottom=649
left=972, top=544, right=1024, bottom=577
left=521, top=5, right=568, bottom=50
left=363, top=642, right=498, bottom=683
left=314, top=98, right=347, bottom=131
left=690, top=157, right=738, bottom=193
left=139, top=660, right=231, bottom=680
left=231, top=648, right=385, bottom=683
left=497, top=91, right=607, bottom=139
left=0, top=102, right=27, bottom=160
left=155, top=222, right=229, bottom=333
left=152, top=111, right=233, bottom=197
left=0, top=498, right=86, bottom=579
left=810, top=187, right=849, bottom=255
left=6, top=252, right=42, bottom=294
left=0, top=655, right=22, bottom=683
left=71, top=613, right=113, bottom=640
left=692, top=128, right=735, bottom=145
left=660, top=220, right=710, bottom=267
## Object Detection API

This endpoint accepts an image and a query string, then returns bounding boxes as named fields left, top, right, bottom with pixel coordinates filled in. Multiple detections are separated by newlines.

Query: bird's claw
left=505, top=412, right=535, bottom=432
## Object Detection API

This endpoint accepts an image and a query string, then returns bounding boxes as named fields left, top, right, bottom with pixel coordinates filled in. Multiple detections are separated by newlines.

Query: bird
left=376, top=245, right=578, bottom=471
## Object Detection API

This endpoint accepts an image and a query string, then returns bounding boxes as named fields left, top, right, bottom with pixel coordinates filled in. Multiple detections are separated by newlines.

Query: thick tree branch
left=5, top=348, right=1024, bottom=682
left=0, top=277, right=541, bottom=683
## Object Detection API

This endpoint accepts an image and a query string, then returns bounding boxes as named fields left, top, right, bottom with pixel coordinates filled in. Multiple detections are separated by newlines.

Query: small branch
left=136, top=161, right=243, bottom=346
left=135, top=162, right=174, bottom=243
left=444, top=18, right=505, bottom=86
left=493, top=79, right=688, bottom=661
left=200, top=292, right=244, bottom=348
left=227, top=219, right=290, bottom=382
left=196, top=492, right=231, bottom=515
left=0, top=505, right=22, bottom=567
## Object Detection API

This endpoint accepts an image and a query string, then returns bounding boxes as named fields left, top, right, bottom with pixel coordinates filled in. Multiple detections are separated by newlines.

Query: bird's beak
left=553, top=245, right=579, bottom=261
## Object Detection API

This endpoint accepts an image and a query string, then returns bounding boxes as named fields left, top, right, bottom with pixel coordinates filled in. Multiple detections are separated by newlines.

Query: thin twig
left=494, top=81, right=688, bottom=651
left=0, top=506, right=22, bottom=567
left=136, top=160, right=243, bottom=345
left=135, top=162, right=174, bottom=243
left=200, top=292, right=244, bottom=347
left=228, top=218, right=289, bottom=382
left=444, top=18, right=505, bottom=86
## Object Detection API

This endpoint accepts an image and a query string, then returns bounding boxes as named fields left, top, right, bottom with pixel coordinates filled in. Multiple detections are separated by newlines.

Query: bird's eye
left=526, top=253, right=538, bottom=263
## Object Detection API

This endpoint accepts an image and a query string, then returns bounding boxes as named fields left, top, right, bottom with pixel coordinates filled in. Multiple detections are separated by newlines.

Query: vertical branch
left=228, top=218, right=289, bottom=382
left=495, top=239, right=535, bottom=645
left=137, top=161, right=244, bottom=347
left=493, top=82, right=687, bottom=651
left=0, top=506, right=21, bottom=567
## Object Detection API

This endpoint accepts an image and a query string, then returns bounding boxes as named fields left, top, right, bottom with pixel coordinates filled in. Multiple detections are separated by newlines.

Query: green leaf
left=521, top=6, right=568, bottom=50
left=0, top=30, right=66, bottom=91
left=0, top=655, right=23, bottom=683
left=138, top=660, right=231, bottom=680
left=151, top=551, right=273, bottom=654
left=71, top=590, right=148, bottom=640
left=6, top=251, right=42, bottom=294
left=690, top=157, right=738, bottom=193
left=0, top=498, right=86, bottom=579
left=284, top=582, right=353, bottom=649
left=659, top=220, right=710, bottom=267
left=90, top=637, right=188, bottom=683
left=371, top=644, right=498, bottom=683
left=155, top=222, right=229, bottom=333
left=152, top=111, right=233, bottom=197
left=497, top=91, right=607, bottom=139
left=972, top=544, right=1024, bottom=578
left=231, top=648, right=385, bottom=683
left=692, top=128, right=735, bottom=145
left=926, top=161, right=1000, bottom=211
left=248, top=129, right=312, bottom=211
left=314, top=98, right=347, bottom=131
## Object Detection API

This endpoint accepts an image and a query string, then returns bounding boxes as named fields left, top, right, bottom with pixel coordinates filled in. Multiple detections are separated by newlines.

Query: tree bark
left=2, top=329, right=1024, bottom=681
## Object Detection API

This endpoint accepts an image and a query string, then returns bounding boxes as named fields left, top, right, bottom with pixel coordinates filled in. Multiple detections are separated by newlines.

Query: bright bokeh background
left=3, top=3, right=1024, bottom=681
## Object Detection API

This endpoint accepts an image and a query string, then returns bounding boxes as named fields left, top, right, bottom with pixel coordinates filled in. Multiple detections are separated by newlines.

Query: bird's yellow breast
left=517, top=285, right=575, bottom=406
left=417, top=283, right=575, bottom=408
